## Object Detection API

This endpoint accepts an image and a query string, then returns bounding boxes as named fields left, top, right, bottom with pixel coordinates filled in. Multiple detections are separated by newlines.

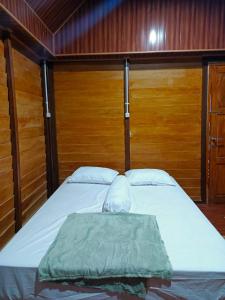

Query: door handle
left=210, top=137, right=224, bottom=147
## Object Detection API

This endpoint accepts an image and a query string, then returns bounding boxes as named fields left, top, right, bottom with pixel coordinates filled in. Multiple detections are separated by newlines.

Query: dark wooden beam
left=52, top=50, right=225, bottom=64
left=201, top=61, right=208, bottom=204
left=3, top=32, right=22, bottom=231
left=124, top=118, right=131, bottom=171
left=41, top=61, right=59, bottom=197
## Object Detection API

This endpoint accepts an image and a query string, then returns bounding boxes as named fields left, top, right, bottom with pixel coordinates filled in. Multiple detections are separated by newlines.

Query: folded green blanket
left=38, top=212, right=172, bottom=298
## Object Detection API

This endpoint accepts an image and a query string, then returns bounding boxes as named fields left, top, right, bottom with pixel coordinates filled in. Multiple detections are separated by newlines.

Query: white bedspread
left=1, top=179, right=225, bottom=300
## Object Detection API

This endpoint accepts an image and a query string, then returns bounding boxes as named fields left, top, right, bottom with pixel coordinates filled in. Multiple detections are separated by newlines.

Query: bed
left=1, top=176, right=225, bottom=300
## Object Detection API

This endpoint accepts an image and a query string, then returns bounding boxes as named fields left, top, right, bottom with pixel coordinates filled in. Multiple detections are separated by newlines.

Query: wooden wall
left=130, top=65, right=202, bottom=201
left=26, top=0, right=83, bottom=33
left=54, top=63, right=203, bottom=201
left=13, top=49, right=47, bottom=224
left=54, top=65, right=125, bottom=182
left=0, top=40, right=15, bottom=248
left=1, top=0, right=225, bottom=58
left=0, top=37, right=50, bottom=248
left=55, top=0, right=225, bottom=55
left=0, top=0, right=53, bottom=52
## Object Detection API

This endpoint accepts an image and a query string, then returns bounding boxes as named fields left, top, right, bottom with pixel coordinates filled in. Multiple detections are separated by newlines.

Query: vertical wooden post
left=41, top=61, right=59, bottom=197
left=3, top=32, right=22, bottom=231
left=125, top=118, right=131, bottom=171
left=124, top=59, right=131, bottom=171
left=201, top=60, right=208, bottom=203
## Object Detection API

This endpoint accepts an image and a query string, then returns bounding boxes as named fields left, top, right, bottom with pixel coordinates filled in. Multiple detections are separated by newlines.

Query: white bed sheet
left=1, top=179, right=225, bottom=300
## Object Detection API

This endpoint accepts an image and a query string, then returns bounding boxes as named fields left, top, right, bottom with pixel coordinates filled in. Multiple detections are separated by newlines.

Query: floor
left=198, top=204, right=225, bottom=236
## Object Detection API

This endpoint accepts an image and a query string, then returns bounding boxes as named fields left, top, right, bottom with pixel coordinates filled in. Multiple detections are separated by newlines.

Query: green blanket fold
left=38, top=212, right=172, bottom=298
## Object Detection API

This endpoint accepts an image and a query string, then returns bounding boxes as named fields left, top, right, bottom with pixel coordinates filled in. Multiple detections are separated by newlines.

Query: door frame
left=201, top=61, right=208, bottom=203
left=204, top=60, right=225, bottom=204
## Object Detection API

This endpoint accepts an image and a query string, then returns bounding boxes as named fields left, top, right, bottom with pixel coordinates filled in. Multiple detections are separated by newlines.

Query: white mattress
left=1, top=178, right=225, bottom=300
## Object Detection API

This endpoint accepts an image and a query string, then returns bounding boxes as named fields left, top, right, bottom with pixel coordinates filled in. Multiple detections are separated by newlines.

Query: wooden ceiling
left=26, top=0, right=86, bottom=33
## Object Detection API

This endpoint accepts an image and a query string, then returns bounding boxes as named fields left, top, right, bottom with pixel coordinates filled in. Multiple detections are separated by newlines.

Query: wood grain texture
left=41, top=63, right=59, bottom=196
left=4, top=35, right=22, bottom=231
left=54, top=64, right=125, bottom=182
left=0, top=11, right=53, bottom=61
left=0, top=40, right=15, bottom=248
left=198, top=204, right=225, bottom=236
left=2, top=0, right=225, bottom=59
left=207, top=64, right=225, bottom=204
left=26, top=0, right=85, bottom=33
left=13, top=48, right=47, bottom=224
left=130, top=65, right=202, bottom=201
left=0, top=0, right=53, bottom=51
left=55, top=0, right=225, bottom=55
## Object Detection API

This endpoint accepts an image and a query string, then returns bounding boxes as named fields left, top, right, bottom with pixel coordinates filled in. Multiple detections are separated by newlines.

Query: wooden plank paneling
left=130, top=66, right=202, bottom=201
left=0, top=40, right=15, bottom=248
left=0, top=10, right=53, bottom=61
left=54, top=65, right=125, bottom=182
left=4, top=36, right=22, bottom=231
left=22, top=190, right=47, bottom=224
left=13, top=48, right=47, bottom=223
left=55, top=0, right=225, bottom=55
left=0, top=197, right=14, bottom=218
left=26, top=0, right=84, bottom=33
left=198, top=204, right=225, bottom=236
left=0, top=0, right=53, bottom=51
left=41, top=63, right=59, bottom=196
left=0, top=223, right=15, bottom=249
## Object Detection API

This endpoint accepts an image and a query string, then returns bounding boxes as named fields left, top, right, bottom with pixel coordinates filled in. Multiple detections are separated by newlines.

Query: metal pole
left=124, top=59, right=130, bottom=118
left=43, top=61, right=51, bottom=118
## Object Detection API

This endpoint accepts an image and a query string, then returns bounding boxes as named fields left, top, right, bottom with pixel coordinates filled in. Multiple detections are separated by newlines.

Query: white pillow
left=102, top=175, right=131, bottom=212
left=125, top=169, right=175, bottom=186
left=67, top=166, right=119, bottom=185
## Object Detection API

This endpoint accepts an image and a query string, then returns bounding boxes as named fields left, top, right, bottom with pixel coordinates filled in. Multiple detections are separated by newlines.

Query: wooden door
left=207, top=65, right=225, bottom=203
left=130, top=65, right=202, bottom=201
